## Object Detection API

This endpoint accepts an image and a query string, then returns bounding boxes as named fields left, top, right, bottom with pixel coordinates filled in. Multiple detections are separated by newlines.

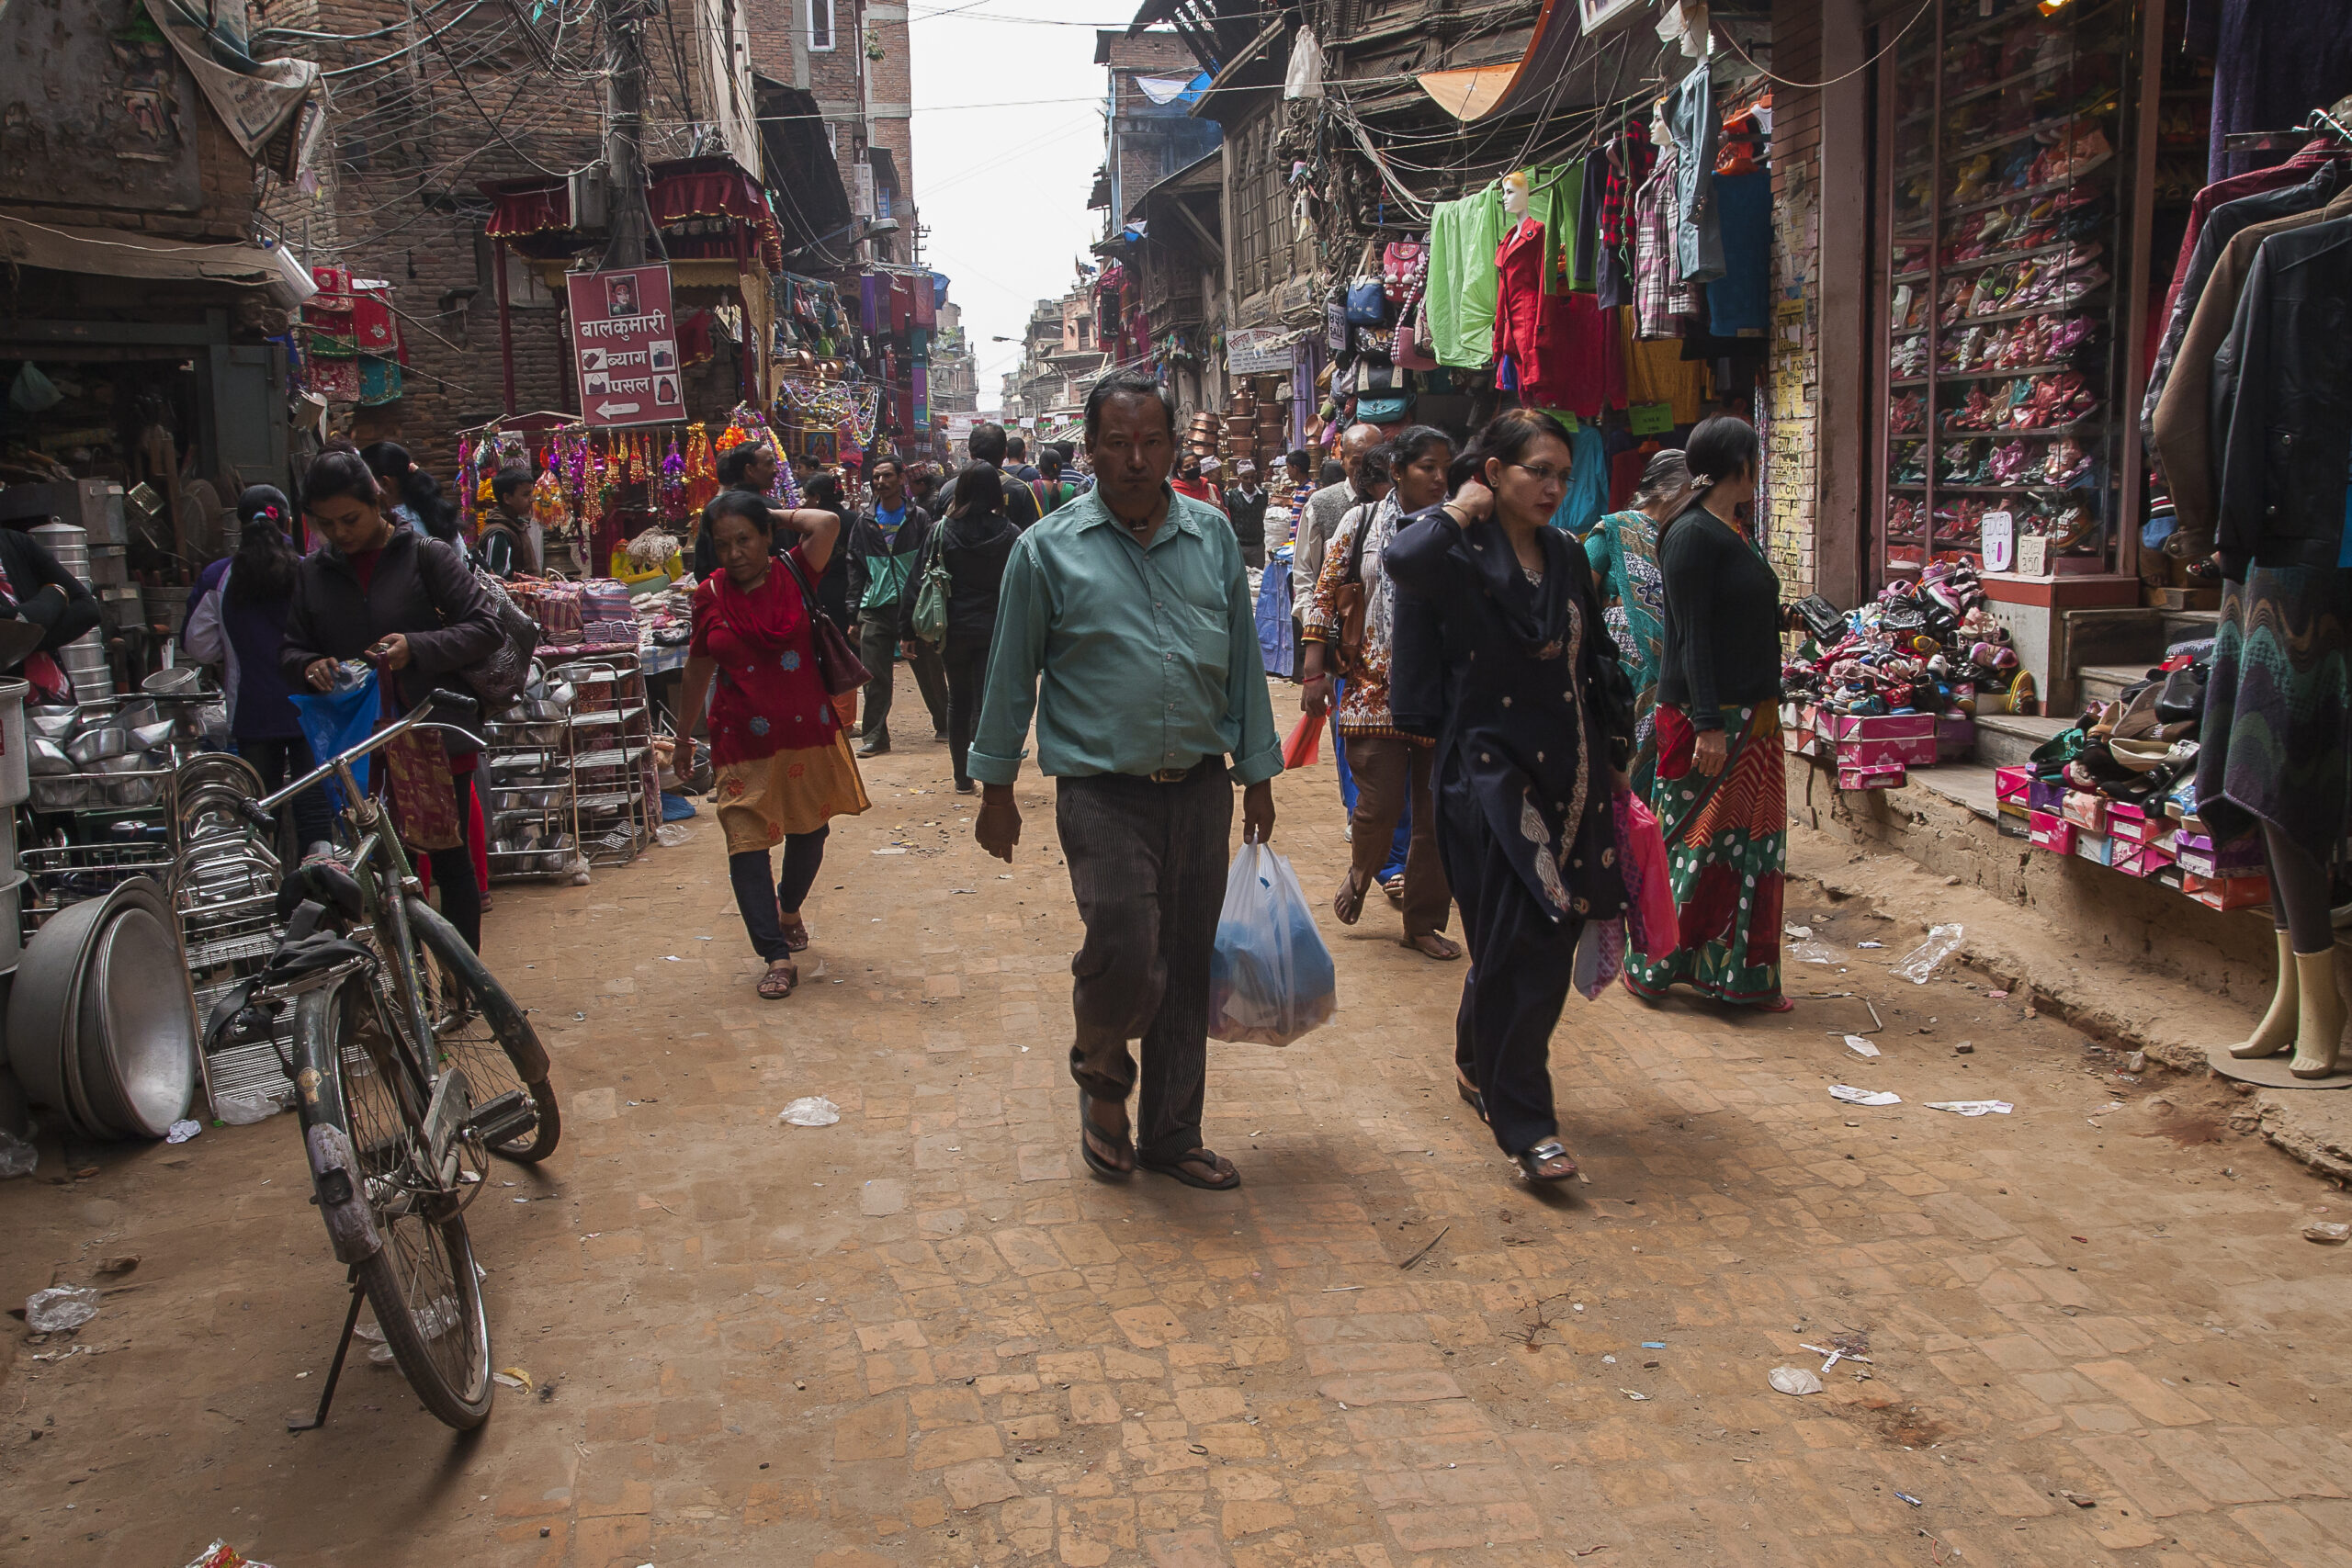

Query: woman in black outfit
left=0, top=524, right=98, bottom=701
left=924, top=463, right=1022, bottom=794
left=282, top=445, right=504, bottom=951
left=1623, top=415, right=1791, bottom=1010
left=1385, top=410, right=1632, bottom=1185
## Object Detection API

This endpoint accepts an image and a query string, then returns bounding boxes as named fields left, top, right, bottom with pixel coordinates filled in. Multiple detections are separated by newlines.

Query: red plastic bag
left=1282, top=711, right=1325, bottom=770
left=1614, top=788, right=1679, bottom=962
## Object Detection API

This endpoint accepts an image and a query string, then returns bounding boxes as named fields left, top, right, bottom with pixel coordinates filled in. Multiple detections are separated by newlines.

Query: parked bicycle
left=204, top=688, right=558, bottom=1431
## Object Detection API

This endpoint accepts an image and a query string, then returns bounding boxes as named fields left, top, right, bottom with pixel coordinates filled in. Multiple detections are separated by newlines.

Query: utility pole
left=602, top=0, right=651, bottom=267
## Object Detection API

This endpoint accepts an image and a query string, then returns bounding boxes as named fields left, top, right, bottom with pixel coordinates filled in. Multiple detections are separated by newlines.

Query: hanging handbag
left=1354, top=391, right=1411, bottom=423
left=775, top=548, right=872, bottom=698
left=1345, top=276, right=1388, bottom=325
left=1395, top=298, right=1438, bottom=371
left=1380, top=241, right=1428, bottom=303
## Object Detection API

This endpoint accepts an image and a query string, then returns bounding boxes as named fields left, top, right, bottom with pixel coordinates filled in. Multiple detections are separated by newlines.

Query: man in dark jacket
left=1225, top=459, right=1269, bottom=569
left=846, top=456, right=945, bottom=755
left=691, top=442, right=787, bottom=579
left=967, top=422, right=1043, bottom=529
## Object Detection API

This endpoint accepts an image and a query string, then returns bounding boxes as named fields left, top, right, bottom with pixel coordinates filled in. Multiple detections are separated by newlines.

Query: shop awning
left=0, top=215, right=312, bottom=303
left=649, top=157, right=785, bottom=274
left=482, top=179, right=571, bottom=242
left=1416, top=0, right=1577, bottom=122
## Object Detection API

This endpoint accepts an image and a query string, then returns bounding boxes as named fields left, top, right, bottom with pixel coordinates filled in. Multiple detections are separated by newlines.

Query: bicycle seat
left=276, top=855, right=368, bottom=927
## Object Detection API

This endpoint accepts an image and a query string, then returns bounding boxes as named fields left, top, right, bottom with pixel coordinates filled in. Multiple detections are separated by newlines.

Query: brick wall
left=1763, top=0, right=1823, bottom=601
left=260, top=0, right=705, bottom=473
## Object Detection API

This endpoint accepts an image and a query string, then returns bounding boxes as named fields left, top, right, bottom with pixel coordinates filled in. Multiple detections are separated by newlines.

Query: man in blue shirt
left=971, top=368, right=1281, bottom=1192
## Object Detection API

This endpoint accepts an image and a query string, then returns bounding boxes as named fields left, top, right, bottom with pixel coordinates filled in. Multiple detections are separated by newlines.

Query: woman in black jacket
left=281, top=444, right=503, bottom=951
left=1385, top=410, right=1632, bottom=1185
left=923, top=463, right=1022, bottom=793
left=0, top=524, right=99, bottom=702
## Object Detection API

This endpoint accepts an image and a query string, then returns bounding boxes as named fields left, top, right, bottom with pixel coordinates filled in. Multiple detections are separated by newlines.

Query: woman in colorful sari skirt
left=1583, top=448, right=1692, bottom=802
left=1386, top=410, right=1634, bottom=1184
left=673, top=491, right=872, bottom=1000
left=1624, top=417, right=1793, bottom=1011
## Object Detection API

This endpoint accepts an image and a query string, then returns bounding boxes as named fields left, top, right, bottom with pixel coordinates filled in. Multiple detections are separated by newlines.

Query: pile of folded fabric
left=1781, top=559, right=2030, bottom=718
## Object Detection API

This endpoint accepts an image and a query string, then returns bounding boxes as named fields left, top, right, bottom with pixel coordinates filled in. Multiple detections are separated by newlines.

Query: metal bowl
left=66, top=728, right=128, bottom=765
left=96, top=751, right=153, bottom=775
left=130, top=720, right=176, bottom=749
left=28, top=738, right=71, bottom=776
left=117, top=698, right=161, bottom=729
left=28, top=706, right=78, bottom=739
left=141, top=666, right=203, bottom=696
left=28, top=775, right=88, bottom=810
left=107, top=774, right=164, bottom=809
left=76, top=906, right=198, bottom=1138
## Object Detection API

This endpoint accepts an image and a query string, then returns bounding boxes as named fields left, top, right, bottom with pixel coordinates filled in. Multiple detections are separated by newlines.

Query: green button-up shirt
left=968, top=483, right=1283, bottom=788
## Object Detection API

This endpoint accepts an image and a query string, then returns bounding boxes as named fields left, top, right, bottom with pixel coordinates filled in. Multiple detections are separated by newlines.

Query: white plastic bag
left=1207, top=842, right=1337, bottom=1046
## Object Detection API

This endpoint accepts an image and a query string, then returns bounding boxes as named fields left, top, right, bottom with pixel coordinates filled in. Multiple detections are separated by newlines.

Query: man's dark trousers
left=1056, top=761, right=1232, bottom=1164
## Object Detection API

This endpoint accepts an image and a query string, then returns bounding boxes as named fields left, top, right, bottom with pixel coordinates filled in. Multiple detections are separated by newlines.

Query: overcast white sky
left=908, top=0, right=1132, bottom=415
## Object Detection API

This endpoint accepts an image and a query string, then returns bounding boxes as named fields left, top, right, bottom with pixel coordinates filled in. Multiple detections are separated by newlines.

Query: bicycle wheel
left=299, top=976, right=493, bottom=1430
left=409, top=898, right=560, bottom=1162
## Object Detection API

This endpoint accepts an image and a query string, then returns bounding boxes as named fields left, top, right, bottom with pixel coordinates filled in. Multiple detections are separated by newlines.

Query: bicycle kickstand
left=288, top=1269, right=367, bottom=1433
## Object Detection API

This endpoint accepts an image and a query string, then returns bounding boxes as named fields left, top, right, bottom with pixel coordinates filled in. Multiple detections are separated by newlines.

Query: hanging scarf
left=1461, top=516, right=1579, bottom=663
left=0, top=560, right=69, bottom=701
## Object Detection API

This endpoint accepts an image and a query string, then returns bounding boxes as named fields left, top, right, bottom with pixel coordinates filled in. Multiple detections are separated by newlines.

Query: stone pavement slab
left=5, top=710, right=2352, bottom=1567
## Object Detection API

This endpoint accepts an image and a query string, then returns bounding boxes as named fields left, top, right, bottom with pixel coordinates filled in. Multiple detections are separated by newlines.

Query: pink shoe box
left=2114, top=842, right=2175, bottom=879
left=2073, top=830, right=2113, bottom=866
left=2060, top=790, right=2109, bottom=834
left=1837, top=762, right=1907, bottom=792
left=1834, top=736, right=1938, bottom=769
left=1993, top=765, right=2033, bottom=804
left=2185, top=873, right=2268, bottom=911
left=1936, top=715, right=1976, bottom=761
left=2107, top=804, right=2160, bottom=845
left=2029, top=810, right=2075, bottom=854
left=1819, top=712, right=1937, bottom=741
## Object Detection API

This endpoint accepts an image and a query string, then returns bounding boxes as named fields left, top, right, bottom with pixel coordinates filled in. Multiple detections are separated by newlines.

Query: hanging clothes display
left=1665, top=61, right=1724, bottom=286
left=1632, top=144, right=1703, bottom=340
left=2151, top=182, right=2352, bottom=553
left=1704, top=171, right=1773, bottom=338
left=2144, top=149, right=2344, bottom=428
left=2193, top=214, right=2352, bottom=858
left=1429, top=185, right=1509, bottom=369
left=2188, top=2, right=2352, bottom=183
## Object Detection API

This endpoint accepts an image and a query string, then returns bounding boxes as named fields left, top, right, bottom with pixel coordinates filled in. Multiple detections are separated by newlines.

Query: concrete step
left=2078, top=661, right=2158, bottom=710
left=1912, top=761, right=2000, bottom=821
left=2162, top=608, right=2220, bottom=650
left=1973, top=711, right=2072, bottom=767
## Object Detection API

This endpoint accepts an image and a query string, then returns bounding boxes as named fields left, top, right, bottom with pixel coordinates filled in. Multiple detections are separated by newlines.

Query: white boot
left=2290, top=948, right=2346, bottom=1079
left=2232, top=931, right=2300, bottom=1059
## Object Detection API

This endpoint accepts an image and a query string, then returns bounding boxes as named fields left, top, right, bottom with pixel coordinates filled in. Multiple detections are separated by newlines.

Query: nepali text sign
left=1226, top=325, right=1297, bottom=376
left=566, top=265, right=684, bottom=426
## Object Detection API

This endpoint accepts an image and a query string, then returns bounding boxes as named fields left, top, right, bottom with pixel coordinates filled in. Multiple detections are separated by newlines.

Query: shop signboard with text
left=566, top=265, right=683, bottom=426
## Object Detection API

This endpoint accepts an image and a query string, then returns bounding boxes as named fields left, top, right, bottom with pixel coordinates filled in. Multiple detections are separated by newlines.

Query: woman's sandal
left=757, top=961, right=798, bottom=1000
left=1137, top=1147, right=1241, bottom=1190
left=1757, top=996, right=1796, bottom=1014
left=1407, top=931, right=1464, bottom=960
left=1333, top=868, right=1372, bottom=926
left=1455, top=1074, right=1488, bottom=1124
left=1514, top=1139, right=1579, bottom=1182
left=1078, top=1091, right=1135, bottom=1179
left=780, top=917, right=810, bottom=954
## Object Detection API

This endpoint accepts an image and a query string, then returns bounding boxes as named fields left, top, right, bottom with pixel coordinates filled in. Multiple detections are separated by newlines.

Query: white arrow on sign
left=594, top=400, right=641, bottom=418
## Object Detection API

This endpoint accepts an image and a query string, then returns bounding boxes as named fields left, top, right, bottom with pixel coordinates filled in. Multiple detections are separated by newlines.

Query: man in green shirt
left=971, top=368, right=1281, bottom=1192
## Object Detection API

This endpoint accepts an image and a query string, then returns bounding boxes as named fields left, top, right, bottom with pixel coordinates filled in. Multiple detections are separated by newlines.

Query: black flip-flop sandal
left=1514, top=1139, right=1578, bottom=1182
left=1455, top=1076, right=1488, bottom=1124
left=1078, top=1091, right=1133, bottom=1179
left=1138, top=1147, right=1241, bottom=1190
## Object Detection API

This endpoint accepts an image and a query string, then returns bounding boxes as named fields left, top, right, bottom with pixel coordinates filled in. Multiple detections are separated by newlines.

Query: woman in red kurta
left=673, top=491, right=870, bottom=998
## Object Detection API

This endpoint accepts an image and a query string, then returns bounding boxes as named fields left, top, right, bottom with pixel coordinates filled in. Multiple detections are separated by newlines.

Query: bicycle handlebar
left=252, top=691, right=489, bottom=815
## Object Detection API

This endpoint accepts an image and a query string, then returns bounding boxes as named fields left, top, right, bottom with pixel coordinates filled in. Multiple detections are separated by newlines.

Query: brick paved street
left=7, top=724, right=2352, bottom=1568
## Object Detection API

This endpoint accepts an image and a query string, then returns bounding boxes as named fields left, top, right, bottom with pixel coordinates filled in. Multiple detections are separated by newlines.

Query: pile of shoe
left=1783, top=561, right=2030, bottom=717
left=2022, top=648, right=2211, bottom=808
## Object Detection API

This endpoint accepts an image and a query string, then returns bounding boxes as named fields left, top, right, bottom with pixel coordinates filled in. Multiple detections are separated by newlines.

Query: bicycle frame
left=251, top=695, right=486, bottom=1077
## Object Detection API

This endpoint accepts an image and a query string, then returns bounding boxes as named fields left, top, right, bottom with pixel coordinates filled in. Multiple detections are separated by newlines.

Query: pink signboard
left=565, top=264, right=684, bottom=426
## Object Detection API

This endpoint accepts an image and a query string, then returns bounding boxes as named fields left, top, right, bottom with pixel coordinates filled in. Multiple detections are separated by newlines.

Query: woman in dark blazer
left=1385, top=409, right=1632, bottom=1185
left=281, top=444, right=503, bottom=951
